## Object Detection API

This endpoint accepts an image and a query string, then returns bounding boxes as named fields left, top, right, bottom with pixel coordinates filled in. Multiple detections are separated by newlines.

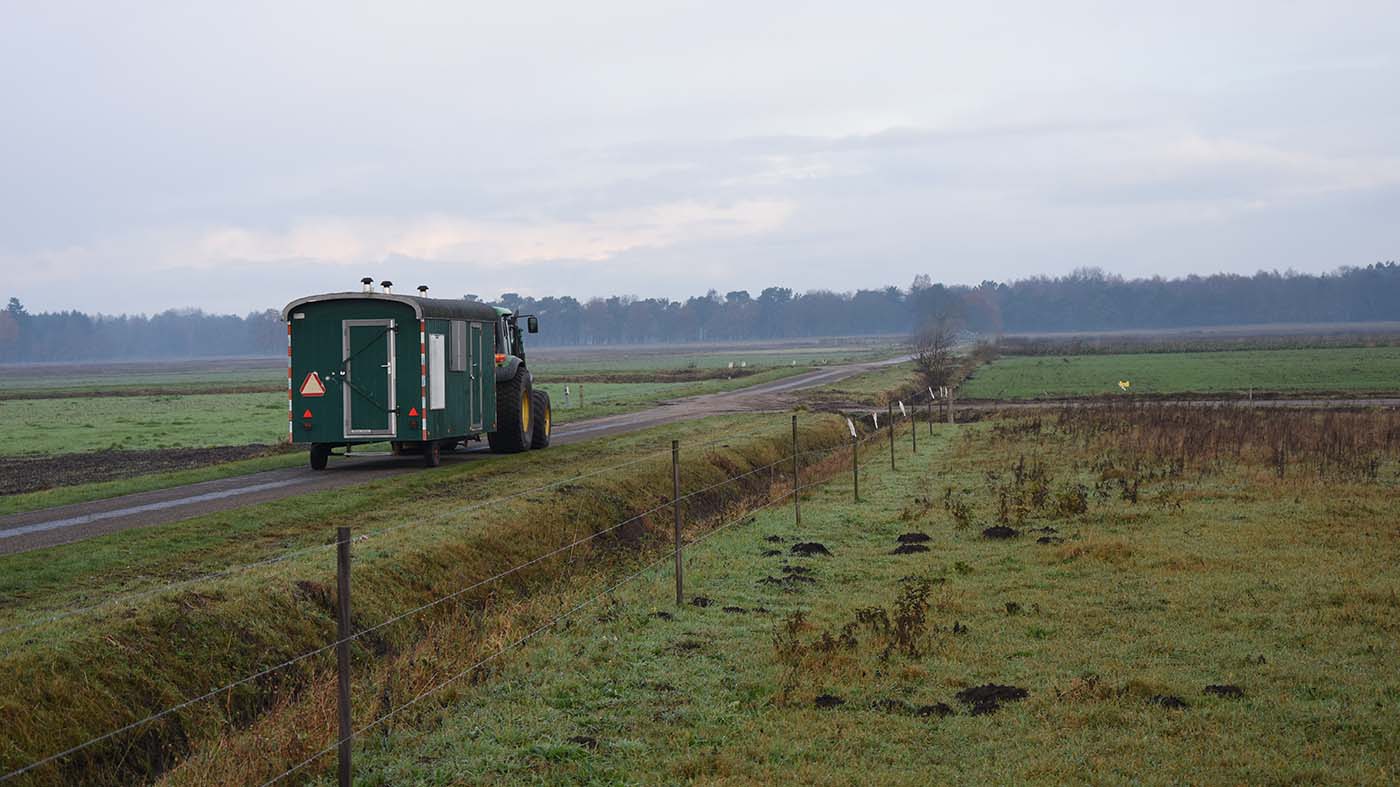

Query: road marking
left=0, top=478, right=312, bottom=541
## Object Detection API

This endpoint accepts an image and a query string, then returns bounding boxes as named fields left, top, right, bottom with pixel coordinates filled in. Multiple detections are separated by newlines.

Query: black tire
left=423, top=441, right=442, bottom=467
left=309, top=443, right=330, bottom=471
left=487, top=369, right=532, bottom=453
left=530, top=390, right=552, bottom=449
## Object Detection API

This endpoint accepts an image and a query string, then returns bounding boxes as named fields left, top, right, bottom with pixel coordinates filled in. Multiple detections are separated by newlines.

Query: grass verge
left=332, top=408, right=1399, bottom=784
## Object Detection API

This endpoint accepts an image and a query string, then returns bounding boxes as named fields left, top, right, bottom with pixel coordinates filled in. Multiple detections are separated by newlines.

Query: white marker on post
left=898, top=401, right=907, bottom=418
left=846, top=417, right=857, bottom=438
left=872, top=411, right=879, bottom=429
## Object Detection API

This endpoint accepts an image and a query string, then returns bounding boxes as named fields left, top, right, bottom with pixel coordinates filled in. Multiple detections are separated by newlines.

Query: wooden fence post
left=335, top=527, right=352, bottom=787
left=791, top=414, right=801, bottom=527
left=672, top=440, right=683, bottom=606
left=888, top=402, right=895, bottom=471
left=852, top=432, right=859, bottom=502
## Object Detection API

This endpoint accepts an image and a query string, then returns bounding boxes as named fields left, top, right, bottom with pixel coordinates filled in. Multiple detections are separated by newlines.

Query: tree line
left=1, top=263, right=1396, bottom=361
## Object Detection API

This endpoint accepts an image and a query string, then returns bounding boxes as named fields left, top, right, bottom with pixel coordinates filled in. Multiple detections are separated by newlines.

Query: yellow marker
left=1118, top=380, right=1131, bottom=391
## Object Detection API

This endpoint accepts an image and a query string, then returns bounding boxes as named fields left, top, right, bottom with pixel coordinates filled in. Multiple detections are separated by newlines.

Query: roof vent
left=417, top=285, right=429, bottom=296
left=380, top=280, right=393, bottom=294
left=361, top=277, right=374, bottom=293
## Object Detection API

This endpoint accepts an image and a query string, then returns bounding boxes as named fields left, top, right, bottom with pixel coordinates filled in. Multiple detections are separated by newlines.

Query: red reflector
left=302, top=409, right=313, bottom=418
left=494, top=353, right=506, bottom=364
left=408, top=407, right=419, bottom=417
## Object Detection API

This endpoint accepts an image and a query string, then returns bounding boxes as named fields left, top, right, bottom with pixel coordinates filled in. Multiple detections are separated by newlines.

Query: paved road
left=0, top=356, right=910, bottom=555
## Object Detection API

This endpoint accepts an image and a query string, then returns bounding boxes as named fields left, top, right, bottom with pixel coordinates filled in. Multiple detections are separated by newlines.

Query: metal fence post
left=947, top=388, right=955, bottom=424
left=927, top=399, right=934, bottom=435
left=791, top=414, right=801, bottom=527
left=335, top=527, right=352, bottom=787
left=887, top=401, right=895, bottom=471
left=672, top=440, right=683, bottom=606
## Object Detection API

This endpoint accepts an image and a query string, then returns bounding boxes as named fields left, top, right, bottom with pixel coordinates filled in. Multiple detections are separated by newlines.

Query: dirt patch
left=813, top=694, right=845, bottom=709
left=764, top=535, right=786, bottom=543
left=892, top=543, right=930, bottom=554
left=722, top=606, right=748, bottom=614
left=981, top=526, right=1021, bottom=540
left=566, top=735, right=599, bottom=749
left=790, top=542, right=832, bottom=557
left=781, top=565, right=814, bottom=576
left=760, top=549, right=782, bottom=557
left=1151, top=694, right=1189, bottom=709
left=0, top=443, right=296, bottom=496
left=1036, top=536, right=1064, bottom=545
left=955, top=683, right=1029, bottom=715
left=690, top=596, right=715, bottom=608
left=871, top=698, right=914, bottom=714
left=649, top=611, right=674, bottom=621
left=913, top=702, right=952, bottom=718
left=897, top=532, right=931, bottom=543
left=1204, top=684, right=1244, bottom=699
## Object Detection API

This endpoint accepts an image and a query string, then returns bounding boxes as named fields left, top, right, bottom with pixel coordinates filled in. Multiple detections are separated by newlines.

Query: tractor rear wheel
left=309, top=443, right=330, bottom=471
left=487, top=369, right=532, bottom=453
left=530, top=390, right=552, bottom=449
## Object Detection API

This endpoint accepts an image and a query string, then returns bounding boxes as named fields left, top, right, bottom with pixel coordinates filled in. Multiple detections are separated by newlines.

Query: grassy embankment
left=0, top=411, right=856, bottom=786
left=962, top=346, right=1400, bottom=399
left=337, top=406, right=1400, bottom=784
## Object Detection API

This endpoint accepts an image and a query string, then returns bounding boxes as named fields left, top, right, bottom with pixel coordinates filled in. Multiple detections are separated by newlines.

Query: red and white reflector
left=299, top=372, right=326, bottom=397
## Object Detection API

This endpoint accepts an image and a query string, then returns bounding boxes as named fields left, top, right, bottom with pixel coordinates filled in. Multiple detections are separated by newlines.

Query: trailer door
left=469, top=322, right=485, bottom=430
left=342, top=319, right=396, bottom=437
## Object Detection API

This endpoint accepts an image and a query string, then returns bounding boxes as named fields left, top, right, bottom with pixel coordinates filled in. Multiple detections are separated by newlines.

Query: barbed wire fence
left=1, top=385, right=957, bottom=786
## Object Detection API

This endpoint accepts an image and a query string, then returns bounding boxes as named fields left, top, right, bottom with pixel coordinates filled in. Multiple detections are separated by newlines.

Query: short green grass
left=962, top=346, right=1400, bottom=399
left=537, top=368, right=805, bottom=424
left=336, top=416, right=1400, bottom=785
left=0, top=392, right=290, bottom=456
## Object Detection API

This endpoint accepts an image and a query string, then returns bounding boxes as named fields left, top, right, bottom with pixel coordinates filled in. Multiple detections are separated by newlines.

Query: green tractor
left=488, top=306, right=552, bottom=454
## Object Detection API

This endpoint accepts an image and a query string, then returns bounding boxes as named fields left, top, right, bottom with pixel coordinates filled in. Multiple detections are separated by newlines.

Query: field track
left=3, top=353, right=1396, bottom=556
left=0, top=357, right=907, bottom=555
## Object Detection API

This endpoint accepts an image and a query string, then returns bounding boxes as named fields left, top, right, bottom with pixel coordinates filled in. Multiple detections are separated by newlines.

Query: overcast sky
left=3, top=1, right=1398, bottom=314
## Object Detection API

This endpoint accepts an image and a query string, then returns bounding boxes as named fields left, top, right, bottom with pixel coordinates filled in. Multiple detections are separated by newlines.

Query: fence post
left=851, top=432, right=859, bottom=502
left=911, top=403, right=917, bottom=454
left=927, top=399, right=933, bottom=436
left=672, top=440, right=683, bottom=606
left=791, top=414, right=801, bottom=527
left=887, top=402, right=895, bottom=471
left=947, top=388, right=955, bottom=424
left=335, top=527, right=352, bottom=787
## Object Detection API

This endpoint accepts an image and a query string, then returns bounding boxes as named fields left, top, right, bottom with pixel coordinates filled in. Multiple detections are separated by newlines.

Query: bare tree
left=913, top=314, right=959, bottom=389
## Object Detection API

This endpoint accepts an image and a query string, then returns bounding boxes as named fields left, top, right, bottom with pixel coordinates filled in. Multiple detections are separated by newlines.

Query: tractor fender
left=495, top=357, right=526, bottom=384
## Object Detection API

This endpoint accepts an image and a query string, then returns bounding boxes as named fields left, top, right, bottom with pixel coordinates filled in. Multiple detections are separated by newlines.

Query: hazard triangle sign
left=299, top=372, right=326, bottom=397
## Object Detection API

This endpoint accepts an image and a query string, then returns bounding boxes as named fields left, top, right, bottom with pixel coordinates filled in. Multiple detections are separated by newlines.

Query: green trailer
left=281, top=280, right=551, bottom=469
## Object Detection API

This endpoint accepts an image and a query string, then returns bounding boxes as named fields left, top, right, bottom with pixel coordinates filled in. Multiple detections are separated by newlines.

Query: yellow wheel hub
left=521, top=389, right=531, bottom=433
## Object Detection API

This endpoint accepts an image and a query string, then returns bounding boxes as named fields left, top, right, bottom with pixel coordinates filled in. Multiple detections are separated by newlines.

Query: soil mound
left=1150, top=695, right=1189, bottom=709
left=981, top=526, right=1020, bottom=539
left=897, top=533, right=931, bottom=543
left=1205, top=684, right=1244, bottom=699
left=892, top=544, right=930, bottom=554
left=955, top=683, right=1029, bottom=714
left=790, top=542, right=832, bottom=556
left=814, top=694, right=845, bottom=709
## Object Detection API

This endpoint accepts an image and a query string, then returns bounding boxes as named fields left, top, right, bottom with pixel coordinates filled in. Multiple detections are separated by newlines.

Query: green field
left=335, top=410, right=1399, bottom=785
left=0, top=392, right=290, bottom=455
left=962, top=346, right=1400, bottom=399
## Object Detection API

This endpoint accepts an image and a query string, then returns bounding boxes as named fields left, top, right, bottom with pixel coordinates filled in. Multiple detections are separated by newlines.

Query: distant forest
left=2, top=264, right=1397, bottom=361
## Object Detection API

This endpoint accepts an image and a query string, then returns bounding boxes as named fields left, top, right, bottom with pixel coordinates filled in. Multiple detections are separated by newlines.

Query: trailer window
left=428, top=334, right=446, bottom=409
left=450, top=321, right=467, bottom=371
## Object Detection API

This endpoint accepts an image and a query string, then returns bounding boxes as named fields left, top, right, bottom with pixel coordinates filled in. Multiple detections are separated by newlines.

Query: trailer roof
left=281, top=292, right=501, bottom=322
